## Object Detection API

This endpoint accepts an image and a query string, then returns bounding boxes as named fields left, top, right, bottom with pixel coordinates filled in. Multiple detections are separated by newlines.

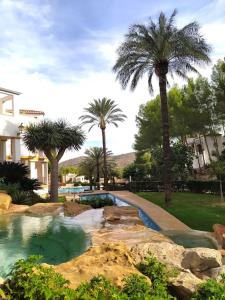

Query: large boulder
left=213, top=224, right=225, bottom=249
left=130, top=241, right=185, bottom=269
left=92, top=224, right=172, bottom=247
left=170, top=270, right=203, bottom=300
left=103, top=206, right=143, bottom=227
left=26, top=203, right=63, bottom=215
left=53, top=242, right=149, bottom=289
left=182, top=248, right=222, bottom=273
left=0, top=193, right=12, bottom=210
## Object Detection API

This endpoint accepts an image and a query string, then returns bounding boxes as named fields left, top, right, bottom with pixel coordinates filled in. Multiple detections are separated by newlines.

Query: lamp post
left=17, top=123, right=24, bottom=137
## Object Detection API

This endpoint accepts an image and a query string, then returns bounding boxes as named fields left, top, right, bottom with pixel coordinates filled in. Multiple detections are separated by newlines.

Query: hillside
left=59, top=152, right=135, bottom=169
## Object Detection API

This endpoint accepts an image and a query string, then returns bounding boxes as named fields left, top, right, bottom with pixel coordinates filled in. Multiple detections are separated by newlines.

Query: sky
left=0, top=0, right=225, bottom=161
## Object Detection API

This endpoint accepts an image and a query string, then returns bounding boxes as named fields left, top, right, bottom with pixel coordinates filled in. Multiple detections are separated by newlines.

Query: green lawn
left=137, top=192, right=225, bottom=231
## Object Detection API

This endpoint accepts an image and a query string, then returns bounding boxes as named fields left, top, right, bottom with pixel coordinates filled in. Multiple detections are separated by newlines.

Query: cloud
left=0, top=0, right=225, bottom=162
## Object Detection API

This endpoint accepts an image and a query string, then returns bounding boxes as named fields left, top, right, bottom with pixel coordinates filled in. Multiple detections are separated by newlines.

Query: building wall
left=188, top=135, right=225, bottom=169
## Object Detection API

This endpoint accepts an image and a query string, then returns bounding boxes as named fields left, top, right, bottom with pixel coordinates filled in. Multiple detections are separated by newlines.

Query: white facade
left=0, top=87, right=48, bottom=185
left=187, top=135, right=225, bottom=170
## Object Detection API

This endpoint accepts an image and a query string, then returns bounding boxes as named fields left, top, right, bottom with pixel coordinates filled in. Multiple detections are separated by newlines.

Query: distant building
left=187, top=135, right=225, bottom=170
left=0, top=87, right=48, bottom=185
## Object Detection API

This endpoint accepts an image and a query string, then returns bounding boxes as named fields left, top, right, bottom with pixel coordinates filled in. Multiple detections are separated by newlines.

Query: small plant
left=191, top=274, right=225, bottom=300
left=75, top=274, right=124, bottom=299
left=78, top=196, right=114, bottom=208
left=137, top=255, right=176, bottom=299
left=1, top=255, right=77, bottom=300
left=122, top=273, right=152, bottom=299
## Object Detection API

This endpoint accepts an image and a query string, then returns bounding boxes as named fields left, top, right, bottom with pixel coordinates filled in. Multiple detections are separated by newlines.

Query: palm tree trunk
left=101, top=128, right=108, bottom=190
left=50, top=159, right=59, bottom=202
left=159, top=74, right=172, bottom=206
left=96, top=163, right=100, bottom=190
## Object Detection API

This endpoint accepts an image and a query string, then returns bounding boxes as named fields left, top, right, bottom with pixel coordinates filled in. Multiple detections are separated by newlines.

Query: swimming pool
left=0, top=214, right=90, bottom=278
left=58, top=186, right=93, bottom=194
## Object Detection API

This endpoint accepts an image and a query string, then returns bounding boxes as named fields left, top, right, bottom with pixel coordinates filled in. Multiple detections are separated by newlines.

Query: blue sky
left=0, top=0, right=225, bottom=159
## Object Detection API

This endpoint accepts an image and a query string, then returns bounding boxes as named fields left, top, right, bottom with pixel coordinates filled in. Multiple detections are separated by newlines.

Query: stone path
left=109, top=191, right=191, bottom=231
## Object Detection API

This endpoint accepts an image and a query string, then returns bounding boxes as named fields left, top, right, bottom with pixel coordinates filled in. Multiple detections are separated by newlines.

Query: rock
left=26, top=203, right=63, bottom=215
left=130, top=241, right=185, bottom=269
left=0, top=193, right=12, bottom=210
left=54, top=242, right=149, bottom=289
left=103, top=206, right=143, bottom=226
left=182, top=248, right=222, bottom=273
left=63, top=202, right=91, bottom=217
left=92, top=224, right=172, bottom=248
left=200, top=265, right=225, bottom=279
left=213, top=224, right=225, bottom=249
left=170, top=270, right=203, bottom=300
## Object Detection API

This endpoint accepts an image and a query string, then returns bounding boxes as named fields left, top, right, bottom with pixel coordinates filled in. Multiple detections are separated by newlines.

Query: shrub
left=137, top=255, right=177, bottom=299
left=191, top=274, right=225, bottom=300
left=0, top=161, right=40, bottom=191
left=122, top=273, right=153, bottom=299
left=78, top=196, right=114, bottom=208
left=75, top=275, right=124, bottom=299
left=0, top=183, right=44, bottom=205
left=1, top=255, right=77, bottom=300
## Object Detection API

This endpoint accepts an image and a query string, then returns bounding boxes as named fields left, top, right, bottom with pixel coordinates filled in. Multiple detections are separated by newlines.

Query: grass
left=137, top=192, right=225, bottom=231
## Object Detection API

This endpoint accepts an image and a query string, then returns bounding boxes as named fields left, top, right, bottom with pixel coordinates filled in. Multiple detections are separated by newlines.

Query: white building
left=187, top=135, right=225, bottom=170
left=0, top=87, right=48, bottom=185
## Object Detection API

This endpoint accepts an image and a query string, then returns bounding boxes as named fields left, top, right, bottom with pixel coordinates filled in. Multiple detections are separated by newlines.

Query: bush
left=137, top=255, right=177, bottom=299
left=0, top=183, right=44, bottom=205
left=122, top=274, right=153, bottom=299
left=78, top=196, right=114, bottom=208
left=1, top=256, right=77, bottom=300
left=0, top=161, right=41, bottom=191
left=191, top=274, right=225, bottom=300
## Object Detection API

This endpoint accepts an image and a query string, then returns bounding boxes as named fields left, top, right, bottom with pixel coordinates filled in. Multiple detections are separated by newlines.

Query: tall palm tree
left=85, top=147, right=112, bottom=189
left=23, top=119, right=85, bottom=202
left=80, top=98, right=126, bottom=189
left=113, top=10, right=211, bottom=205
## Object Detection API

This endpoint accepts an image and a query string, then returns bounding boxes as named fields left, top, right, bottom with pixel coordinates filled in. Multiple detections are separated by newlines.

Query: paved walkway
left=110, top=191, right=190, bottom=231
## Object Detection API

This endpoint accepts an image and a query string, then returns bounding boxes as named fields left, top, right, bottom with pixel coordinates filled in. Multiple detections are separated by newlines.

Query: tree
left=85, top=147, right=112, bottom=189
left=23, top=120, right=85, bottom=202
left=113, top=10, right=211, bottom=205
left=59, top=166, right=78, bottom=183
left=78, top=158, right=96, bottom=190
left=211, top=58, right=225, bottom=131
left=80, top=98, right=126, bottom=189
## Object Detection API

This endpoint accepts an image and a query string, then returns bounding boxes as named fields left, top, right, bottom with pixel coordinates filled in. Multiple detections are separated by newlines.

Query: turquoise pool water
left=58, top=186, right=93, bottom=194
left=0, top=214, right=90, bottom=278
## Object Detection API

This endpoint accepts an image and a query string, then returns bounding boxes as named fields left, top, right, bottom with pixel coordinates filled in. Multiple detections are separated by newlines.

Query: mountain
left=59, top=152, right=135, bottom=169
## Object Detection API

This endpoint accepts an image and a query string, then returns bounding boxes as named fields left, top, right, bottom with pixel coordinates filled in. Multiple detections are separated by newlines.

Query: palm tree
left=85, top=147, right=112, bottom=189
left=113, top=10, right=211, bottom=205
left=23, top=120, right=85, bottom=202
left=80, top=98, right=126, bottom=189
left=78, top=158, right=95, bottom=190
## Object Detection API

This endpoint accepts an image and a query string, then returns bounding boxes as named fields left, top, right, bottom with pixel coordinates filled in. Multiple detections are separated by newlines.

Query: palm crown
left=113, top=10, right=211, bottom=91
left=80, top=97, right=126, bottom=130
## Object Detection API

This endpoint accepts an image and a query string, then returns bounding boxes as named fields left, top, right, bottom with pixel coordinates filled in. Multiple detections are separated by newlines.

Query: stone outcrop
left=26, top=203, right=63, bottom=215
left=92, top=224, right=172, bottom=247
left=0, top=193, right=12, bottom=210
left=63, top=202, right=91, bottom=217
left=213, top=224, right=225, bottom=249
left=182, top=247, right=222, bottom=272
left=54, top=242, right=149, bottom=289
left=103, top=206, right=143, bottom=227
left=171, top=271, right=203, bottom=300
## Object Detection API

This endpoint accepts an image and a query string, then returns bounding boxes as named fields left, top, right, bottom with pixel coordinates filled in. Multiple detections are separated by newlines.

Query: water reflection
left=0, top=214, right=90, bottom=277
